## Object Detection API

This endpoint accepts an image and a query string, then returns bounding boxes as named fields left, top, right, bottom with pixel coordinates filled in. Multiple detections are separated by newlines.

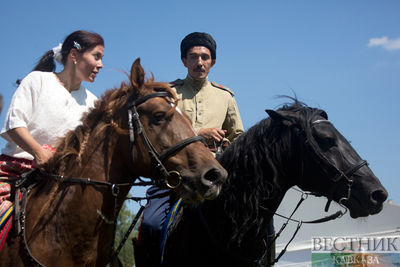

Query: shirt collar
left=185, top=75, right=208, bottom=90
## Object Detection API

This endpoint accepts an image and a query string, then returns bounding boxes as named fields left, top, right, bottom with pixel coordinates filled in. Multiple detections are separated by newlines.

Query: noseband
left=127, top=91, right=206, bottom=189
left=324, top=158, right=367, bottom=212
left=260, top=119, right=369, bottom=265
left=309, top=119, right=368, bottom=213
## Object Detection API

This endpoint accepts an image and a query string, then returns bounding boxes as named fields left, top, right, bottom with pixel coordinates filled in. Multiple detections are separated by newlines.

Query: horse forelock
left=144, top=79, right=179, bottom=116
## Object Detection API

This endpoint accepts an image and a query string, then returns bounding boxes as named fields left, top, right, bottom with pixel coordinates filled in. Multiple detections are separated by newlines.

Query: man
left=134, top=32, right=244, bottom=266
left=171, top=32, right=243, bottom=146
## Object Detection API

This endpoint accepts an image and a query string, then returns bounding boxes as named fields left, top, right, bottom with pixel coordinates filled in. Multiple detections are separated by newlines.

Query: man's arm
left=222, top=96, right=244, bottom=142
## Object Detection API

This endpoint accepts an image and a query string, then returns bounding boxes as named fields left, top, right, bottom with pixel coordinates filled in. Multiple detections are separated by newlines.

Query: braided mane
left=43, top=78, right=176, bottom=175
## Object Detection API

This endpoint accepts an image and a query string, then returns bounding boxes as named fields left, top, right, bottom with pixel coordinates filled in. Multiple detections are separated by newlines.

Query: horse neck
left=64, top=121, right=133, bottom=209
left=30, top=121, right=133, bottom=252
left=205, top=119, right=299, bottom=249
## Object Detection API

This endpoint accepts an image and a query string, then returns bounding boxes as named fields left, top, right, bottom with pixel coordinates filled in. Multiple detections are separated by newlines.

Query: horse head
left=266, top=103, right=388, bottom=218
left=124, top=58, right=227, bottom=202
left=146, top=100, right=388, bottom=267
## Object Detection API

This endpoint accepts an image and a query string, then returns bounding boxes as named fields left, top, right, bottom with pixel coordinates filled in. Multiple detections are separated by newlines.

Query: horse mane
left=43, top=77, right=177, bottom=176
left=218, top=97, right=323, bottom=246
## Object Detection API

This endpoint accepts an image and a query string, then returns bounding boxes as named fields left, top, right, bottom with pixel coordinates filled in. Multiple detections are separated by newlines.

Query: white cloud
left=367, top=36, right=400, bottom=51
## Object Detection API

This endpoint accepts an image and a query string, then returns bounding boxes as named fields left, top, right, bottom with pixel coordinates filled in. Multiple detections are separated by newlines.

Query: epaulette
left=169, top=79, right=184, bottom=87
left=211, top=81, right=234, bottom=96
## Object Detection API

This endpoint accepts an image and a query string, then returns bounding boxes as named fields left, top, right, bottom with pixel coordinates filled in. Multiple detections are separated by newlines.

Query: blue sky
left=1, top=1, right=399, bottom=212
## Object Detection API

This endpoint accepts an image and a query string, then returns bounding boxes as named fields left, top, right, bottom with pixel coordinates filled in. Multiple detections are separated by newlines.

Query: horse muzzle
left=346, top=187, right=388, bottom=218
left=176, top=166, right=227, bottom=203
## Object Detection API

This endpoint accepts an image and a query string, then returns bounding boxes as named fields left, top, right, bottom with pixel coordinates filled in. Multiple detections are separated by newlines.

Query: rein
left=127, top=91, right=206, bottom=189
left=195, top=189, right=346, bottom=267
left=308, top=120, right=368, bottom=212
left=194, top=118, right=369, bottom=266
left=259, top=190, right=345, bottom=265
left=16, top=91, right=206, bottom=267
left=259, top=119, right=369, bottom=265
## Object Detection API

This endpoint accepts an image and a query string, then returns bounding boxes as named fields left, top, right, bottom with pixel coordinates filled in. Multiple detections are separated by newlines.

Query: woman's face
left=75, top=45, right=104, bottom=83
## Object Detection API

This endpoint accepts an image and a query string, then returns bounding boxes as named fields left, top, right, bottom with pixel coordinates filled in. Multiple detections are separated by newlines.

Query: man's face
left=182, top=46, right=215, bottom=80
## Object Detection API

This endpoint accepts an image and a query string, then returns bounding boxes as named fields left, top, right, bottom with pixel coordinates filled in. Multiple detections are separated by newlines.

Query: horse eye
left=153, top=112, right=166, bottom=121
left=312, top=126, right=337, bottom=151
left=314, top=134, right=336, bottom=151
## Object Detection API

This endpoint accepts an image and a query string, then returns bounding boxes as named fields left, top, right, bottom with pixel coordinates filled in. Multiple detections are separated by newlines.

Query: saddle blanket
left=160, top=198, right=183, bottom=264
left=0, top=154, right=35, bottom=251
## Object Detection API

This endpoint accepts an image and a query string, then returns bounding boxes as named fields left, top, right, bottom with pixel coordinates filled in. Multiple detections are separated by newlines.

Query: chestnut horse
left=0, top=59, right=227, bottom=266
left=146, top=99, right=388, bottom=267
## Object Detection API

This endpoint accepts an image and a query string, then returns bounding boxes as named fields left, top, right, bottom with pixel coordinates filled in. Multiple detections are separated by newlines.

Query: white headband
left=52, top=43, right=63, bottom=64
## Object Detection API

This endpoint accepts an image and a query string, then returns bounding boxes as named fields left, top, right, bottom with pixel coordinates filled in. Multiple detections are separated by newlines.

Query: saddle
left=0, top=169, right=40, bottom=251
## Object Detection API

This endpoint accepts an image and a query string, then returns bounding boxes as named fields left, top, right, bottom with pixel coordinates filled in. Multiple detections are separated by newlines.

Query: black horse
left=134, top=99, right=388, bottom=267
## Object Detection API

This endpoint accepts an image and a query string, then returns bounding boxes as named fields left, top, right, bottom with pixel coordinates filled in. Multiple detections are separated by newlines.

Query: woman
left=0, top=30, right=104, bottom=240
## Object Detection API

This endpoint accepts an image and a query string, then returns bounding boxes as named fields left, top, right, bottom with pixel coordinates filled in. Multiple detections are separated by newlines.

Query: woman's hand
left=6, top=127, right=55, bottom=166
left=33, top=147, right=55, bottom=167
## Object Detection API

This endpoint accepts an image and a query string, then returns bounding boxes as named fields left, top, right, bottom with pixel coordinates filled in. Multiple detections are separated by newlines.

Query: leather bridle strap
left=259, top=191, right=345, bottom=266
left=324, top=160, right=368, bottom=212
left=126, top=91, right=170, bottom=170
left=308, top=120, right=369, bottom=213
left=128, top=91, right=170, bottom=107
left=127, top=91, right=206, bottom=189
left=158, top=136, right=206, bottom=162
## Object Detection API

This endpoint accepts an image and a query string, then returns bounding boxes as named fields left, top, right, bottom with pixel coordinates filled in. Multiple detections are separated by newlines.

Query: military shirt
left=170, top=75, right=244, bottom=142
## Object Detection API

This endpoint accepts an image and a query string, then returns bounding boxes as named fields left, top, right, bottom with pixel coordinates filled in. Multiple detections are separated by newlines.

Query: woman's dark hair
left=33, top=30, right=104, bottom=72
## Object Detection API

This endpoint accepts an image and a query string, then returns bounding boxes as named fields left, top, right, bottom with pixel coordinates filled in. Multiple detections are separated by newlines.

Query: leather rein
left=196, top=119, right=368, bottom=266
left=261, top=119, right=368, bottom=266
left=126, top=91, right=206, bottom=188
left=15, top=91, right=206, bottom=267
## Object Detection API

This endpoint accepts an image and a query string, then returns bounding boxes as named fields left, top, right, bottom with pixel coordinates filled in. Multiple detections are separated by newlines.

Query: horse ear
left=130, top=58, right=145, bottom=90
left=265, top=109, right=285, bottom=121
left=265, top=109, right=292, bottom=126
left=320, top=110, right=328, bottom=119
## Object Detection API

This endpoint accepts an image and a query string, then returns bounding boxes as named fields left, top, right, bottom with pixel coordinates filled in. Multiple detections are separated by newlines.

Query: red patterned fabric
left=0, top=214, right=12, bottom=250
left=0, top=154, right=34, bottom=251
left=0, top=154, right=34, bottom=206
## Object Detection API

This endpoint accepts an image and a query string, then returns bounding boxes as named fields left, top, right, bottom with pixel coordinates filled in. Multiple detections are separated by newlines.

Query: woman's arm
left=6, top=127, right=54, bottom=166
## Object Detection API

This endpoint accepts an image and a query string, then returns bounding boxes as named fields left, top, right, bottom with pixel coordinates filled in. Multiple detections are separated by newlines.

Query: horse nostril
left=371, top=190, right=388, bottom=204
left=202, top=168, right=222, bottom=185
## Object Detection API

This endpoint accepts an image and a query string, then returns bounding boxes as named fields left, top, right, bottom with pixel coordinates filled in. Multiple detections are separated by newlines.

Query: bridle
left=180, top=117, right=369, bottom=266
left=262, top=118, right=369, bottom=265
left=307, top=119, right=368, bottom=213
left=198, top=117, right=369, bottom=266
left=16, top=90, right=207, bottom=267
left=126, top=91, right=206, bottom=189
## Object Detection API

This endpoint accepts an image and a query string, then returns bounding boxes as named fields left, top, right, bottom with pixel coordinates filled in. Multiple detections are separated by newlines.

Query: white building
left=274, top=188, right=400, bottom=266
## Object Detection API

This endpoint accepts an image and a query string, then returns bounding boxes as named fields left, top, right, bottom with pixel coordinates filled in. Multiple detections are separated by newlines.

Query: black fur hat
left=180, top=32, right=216, bottom=59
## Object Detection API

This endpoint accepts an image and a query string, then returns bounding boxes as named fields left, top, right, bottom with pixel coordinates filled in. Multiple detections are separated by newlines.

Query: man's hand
left=197, top=128, right=227, bottom=145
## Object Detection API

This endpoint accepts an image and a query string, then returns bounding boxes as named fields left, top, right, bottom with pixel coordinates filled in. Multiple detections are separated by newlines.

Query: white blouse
left=1, top=71, right=98, bottom=160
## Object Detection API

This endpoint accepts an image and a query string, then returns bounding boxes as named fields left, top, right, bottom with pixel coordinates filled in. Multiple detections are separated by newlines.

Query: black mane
left=217, top=98, right=324, bottom=245
left=156, top=98, right=387, bottom=267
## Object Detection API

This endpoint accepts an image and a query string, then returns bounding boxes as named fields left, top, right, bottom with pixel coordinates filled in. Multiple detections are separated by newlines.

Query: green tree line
left=115, top=197, right=140, bottom=267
